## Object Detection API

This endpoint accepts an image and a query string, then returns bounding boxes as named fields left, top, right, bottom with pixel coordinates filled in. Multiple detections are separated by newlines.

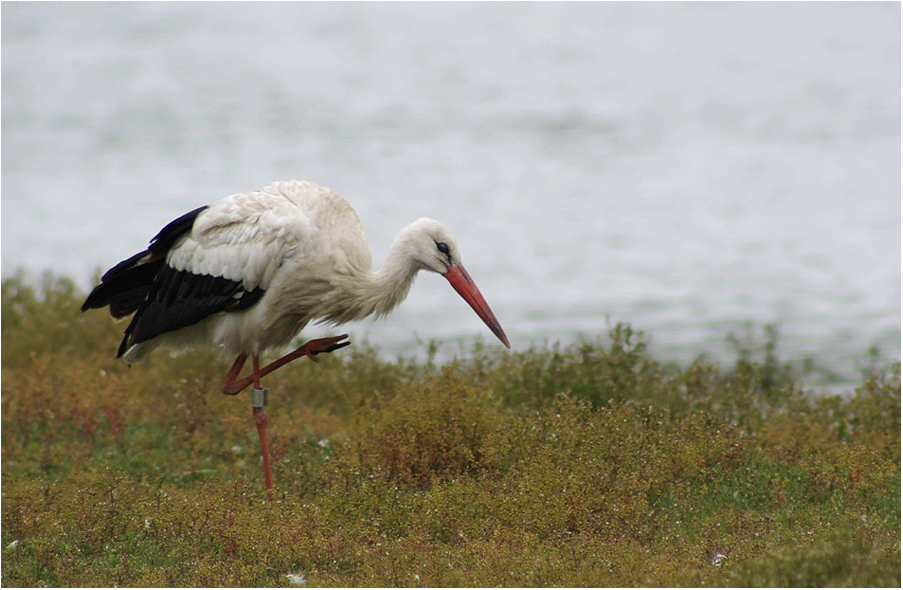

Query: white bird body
left=84, top=179, right=509, bottom=365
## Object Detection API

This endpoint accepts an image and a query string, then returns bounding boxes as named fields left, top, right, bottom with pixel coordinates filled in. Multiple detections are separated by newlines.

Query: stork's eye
left=436, top=242, right=450, bottom=256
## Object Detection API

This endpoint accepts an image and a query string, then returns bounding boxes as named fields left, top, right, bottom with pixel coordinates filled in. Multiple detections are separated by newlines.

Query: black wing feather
left=81, top=205, right=266, bottom=358
left=81, top=206, right=210, bottom=316
left=148, top=206, right=211, bottom=254
left=118, top=268, right=264, bottom=357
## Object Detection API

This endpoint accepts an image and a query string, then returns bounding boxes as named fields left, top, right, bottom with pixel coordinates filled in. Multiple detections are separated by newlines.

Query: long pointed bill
left=443, top=265, right=511, bottom=349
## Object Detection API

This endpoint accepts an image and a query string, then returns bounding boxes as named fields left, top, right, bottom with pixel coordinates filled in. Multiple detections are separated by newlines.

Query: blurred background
left=2, top=2, right=899, bottom=389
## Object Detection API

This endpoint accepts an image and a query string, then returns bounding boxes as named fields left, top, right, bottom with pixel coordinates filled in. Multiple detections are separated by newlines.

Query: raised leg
left=221, top=353, right=248, bottom=394
left=220, top=334, right=350, bottom=395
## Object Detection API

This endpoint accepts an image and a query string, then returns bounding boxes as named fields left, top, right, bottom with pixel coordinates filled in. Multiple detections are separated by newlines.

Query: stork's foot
left=220, top=334, right=351, bottom=395
left=298, top=334, right=351, bottom=362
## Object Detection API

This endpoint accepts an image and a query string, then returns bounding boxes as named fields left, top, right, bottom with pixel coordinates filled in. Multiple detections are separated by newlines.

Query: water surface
left=2, top=3, right=899, bottom=388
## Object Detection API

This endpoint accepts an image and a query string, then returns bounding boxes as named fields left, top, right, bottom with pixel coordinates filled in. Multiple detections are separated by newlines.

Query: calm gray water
left=2, top=3, right=900, bottom=389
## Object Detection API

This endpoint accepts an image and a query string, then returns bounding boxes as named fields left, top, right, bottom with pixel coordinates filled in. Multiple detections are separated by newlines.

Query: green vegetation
left=2, top=273, right=900, bottom=587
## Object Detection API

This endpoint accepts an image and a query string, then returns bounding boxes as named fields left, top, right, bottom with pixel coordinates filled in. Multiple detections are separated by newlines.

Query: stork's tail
left=81, top=205, right=209, bottom=357
left=81, top=250, right=162, bottom=317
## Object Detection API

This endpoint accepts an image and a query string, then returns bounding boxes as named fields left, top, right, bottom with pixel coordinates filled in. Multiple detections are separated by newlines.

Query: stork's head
left=401, top=218, right=462, bottom=274
left=400, top=218, right=510, bottom=349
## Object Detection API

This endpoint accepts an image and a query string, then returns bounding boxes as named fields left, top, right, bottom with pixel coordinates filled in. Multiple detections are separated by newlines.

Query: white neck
left=367, top=235, right=424, bottom=317
left=321, top=224, right=427, bottom=325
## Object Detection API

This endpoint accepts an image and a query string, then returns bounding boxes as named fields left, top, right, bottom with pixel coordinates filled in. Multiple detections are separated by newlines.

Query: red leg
left=219, top=334, right=350, bottom=395
left=252, top=355, right=263, bottom=389
left=255, top=407, right=274, bottom=502
left=221, top=354, right=248, bottom=395
left=255, top=408, right=274, bottom=502
left=221, top=339, right=349, bottom=502
left=246, top=355, right=274, bottom=502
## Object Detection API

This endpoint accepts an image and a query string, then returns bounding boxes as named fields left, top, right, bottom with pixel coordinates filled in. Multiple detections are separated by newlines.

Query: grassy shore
left=2, top=274, right=900, bottom=587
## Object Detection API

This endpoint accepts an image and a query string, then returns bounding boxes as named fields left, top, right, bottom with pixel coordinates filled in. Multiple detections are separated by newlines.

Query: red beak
left=443, top=265, right=511, bottom=349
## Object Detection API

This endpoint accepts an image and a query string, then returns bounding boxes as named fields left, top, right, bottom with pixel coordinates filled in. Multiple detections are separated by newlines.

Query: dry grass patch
left=2, top=274, right=900, bottom=586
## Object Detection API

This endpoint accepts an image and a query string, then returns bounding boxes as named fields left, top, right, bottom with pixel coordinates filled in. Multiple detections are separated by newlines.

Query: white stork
left=82, top=179, right=510, bottom=498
